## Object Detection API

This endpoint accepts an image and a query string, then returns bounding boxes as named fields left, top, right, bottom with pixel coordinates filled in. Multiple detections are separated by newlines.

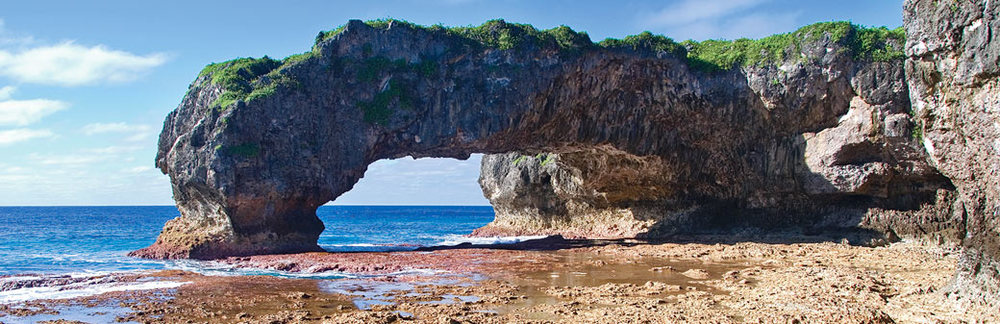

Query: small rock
left=681, top=269, right=710, bottom=279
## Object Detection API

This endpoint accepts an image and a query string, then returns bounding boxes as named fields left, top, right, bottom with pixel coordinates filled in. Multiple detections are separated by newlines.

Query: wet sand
left=0, top=238, right=993, bottom=323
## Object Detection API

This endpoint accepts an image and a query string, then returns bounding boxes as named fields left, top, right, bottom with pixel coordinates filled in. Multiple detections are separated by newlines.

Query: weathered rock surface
left=903, top=0, right=1000, bottom=307
left=476, top=60, right=950, bottom=241
left=131, top=10, right=1000, bottom=310
left=138, top=19, right=954, bottom=260
left=476, top=0, right=1000, bottom=306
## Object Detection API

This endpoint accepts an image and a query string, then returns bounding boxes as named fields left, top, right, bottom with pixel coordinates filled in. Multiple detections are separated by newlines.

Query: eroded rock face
left=477, top=63, right=951, bottom=241
left=139, top=19, right=950, bottom=263
left=903, top=0, right=1000, bottom=306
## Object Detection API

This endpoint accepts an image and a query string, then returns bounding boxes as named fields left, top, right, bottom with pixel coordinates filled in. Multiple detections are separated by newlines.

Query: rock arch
left=133, top=19, right=946, bottom=262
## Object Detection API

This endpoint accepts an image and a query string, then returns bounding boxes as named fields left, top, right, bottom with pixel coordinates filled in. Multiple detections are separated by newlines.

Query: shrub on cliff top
left=682, top=22, right=906, bottom=72
left=205, top=20, right=906, bottom=110
left=315, top=18, right=594, bottom=52
left=199, top=54, right=311, bottom=110
left=312, top=19, right=902, bottom=73
left=597, top=32, right=686, bottom=56
left=444, top=19, right=594, bottom=51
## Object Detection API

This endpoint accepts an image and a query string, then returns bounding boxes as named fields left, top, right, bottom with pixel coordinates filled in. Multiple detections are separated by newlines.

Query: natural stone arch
left=133, top=19, right=947, bottom=260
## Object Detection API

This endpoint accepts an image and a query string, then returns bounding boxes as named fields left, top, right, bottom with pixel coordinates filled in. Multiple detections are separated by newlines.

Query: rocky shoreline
left=120, top=0, right=1000, bottom=310
left=2, top=237, right=994, bottom=323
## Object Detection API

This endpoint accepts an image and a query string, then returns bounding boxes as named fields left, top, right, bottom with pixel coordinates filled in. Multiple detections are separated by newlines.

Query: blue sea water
left=0, top=206, right=495, bottom=276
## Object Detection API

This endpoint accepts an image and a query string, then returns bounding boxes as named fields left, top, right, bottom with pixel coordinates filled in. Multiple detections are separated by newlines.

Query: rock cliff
left=475, top=0, right=1000, bottom=306
left=475, top=36, right=950, bottom=242
left=904, top=0, right=1000, bottom=306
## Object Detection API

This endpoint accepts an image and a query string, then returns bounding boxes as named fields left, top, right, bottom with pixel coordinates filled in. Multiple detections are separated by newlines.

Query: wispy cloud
left=639, top=0, right=801, bottom=40
left=82, top=122, right=155, bottom=142
left=33, top=154, right=109, bottom=166
left=333, top=155, right=487, bottom=205
left=82, top=145, right=143, bottom=154
left=0, top=87, right=68, bottom=126
left=0, top=19, right=34, bottom=47
left=122, top=166, right=155, bottom=174
left=0, top=42, right=168, bottom=86
left=0, top=85, right=13, bottom=99
left=0, top=128, right=54, bottom=145
left=644, top=0, right=768, bottom=27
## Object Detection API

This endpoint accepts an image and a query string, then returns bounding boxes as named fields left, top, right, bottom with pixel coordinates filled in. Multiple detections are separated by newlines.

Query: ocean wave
left=431, top=234, right=549, bottom=246
left=0, top=275, right=186, bottom=304
left=163, top=259, right=445, bottom=279
left=325, top=243, right=383, bottom=247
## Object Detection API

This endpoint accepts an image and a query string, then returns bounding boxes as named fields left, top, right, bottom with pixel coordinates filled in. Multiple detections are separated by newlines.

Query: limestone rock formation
left=132, top=7, right=1000, bottom=306
left=904, top=0, right=1000, bottom=306
left=138, top=19, right=945, bottom=259
left=473, top=0, right=1000, bottom=306
left=476, top=58, right=949, bottom=241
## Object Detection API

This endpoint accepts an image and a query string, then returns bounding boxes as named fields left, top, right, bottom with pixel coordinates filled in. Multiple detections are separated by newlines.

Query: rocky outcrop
left=476, top=60, right=951, bottom=242
left=138, top=19, right=951, bottom=263
left=904, top=0, right=1000, bottom=306
left=474, top=0, right=1000, bottom=306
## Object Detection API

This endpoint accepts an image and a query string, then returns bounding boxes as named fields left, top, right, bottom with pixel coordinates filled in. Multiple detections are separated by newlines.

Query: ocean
left=0, top=206, right=498, bottom=276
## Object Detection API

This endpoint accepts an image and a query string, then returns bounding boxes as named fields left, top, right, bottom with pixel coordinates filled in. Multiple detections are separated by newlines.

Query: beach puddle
left=320, top=280, right=415, bottom=310
left=0, top=303, right=137, bottom=324
left=418, top=294, right=481, bottom=305
left=494, top=250, right=744, bottom=320
left=319, top=274, right=485, bottom=311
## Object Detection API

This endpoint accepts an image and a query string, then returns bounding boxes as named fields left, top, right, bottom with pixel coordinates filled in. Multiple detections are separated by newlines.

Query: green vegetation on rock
left=316, top=19, right=594, bottom=53
left=444, top=20, right=593, bottom=52
left=205, top=20, right=906, bottom=112
left=216, top=143, right=261, bottom=158
left=355, top=79, right=414, bottom=125
left=850, top=26, right=906, bottom=61
left=200, top=57, right=281, bottom=109
left=512, top=155, right=528, bottom=166
left=539, top=154, right=555, bottom=166
left=597, top=32, right=685, bottom=56
left=681, top=22, right=905, bottom=72
left=198, top=53, right=313, bottom=110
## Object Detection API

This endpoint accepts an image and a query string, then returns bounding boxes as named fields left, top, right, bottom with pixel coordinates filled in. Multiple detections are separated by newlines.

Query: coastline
left=1, top=236, right=993, bottom=323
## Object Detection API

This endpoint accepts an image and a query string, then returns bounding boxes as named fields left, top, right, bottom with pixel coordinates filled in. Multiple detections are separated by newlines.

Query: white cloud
left=82, top=145, right=143, bottom=154
left=639, top=0, right=801, bottom=40
left=644, top=0, right=769, bottom=27
left=35, top=154, right=109, bottom=166
left=0, top=19, right=34, bottom=47
left=0, top=128, right=54, bottom=145
left=333, top=155, right=488, bottom=205
left=0, top=85, right=13, bottom=99
left=668, top=11, right=802, bottom=41
left=82, top=122, right=155, bottom=142
left=0, top=41, right=167, bottom=86
left=0, top=93, right=68, bottom=125
left=123, top=166, right=154, bottom=173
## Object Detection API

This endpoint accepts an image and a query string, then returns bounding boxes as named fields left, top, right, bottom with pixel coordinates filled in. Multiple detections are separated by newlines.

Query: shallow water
left=496, top=250, right=745, bottom=319
left=1, top=304, right=137, bottom=324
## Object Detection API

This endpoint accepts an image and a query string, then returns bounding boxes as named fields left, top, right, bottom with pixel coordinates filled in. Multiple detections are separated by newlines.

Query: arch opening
left=317, top=155, right=495, bottom=252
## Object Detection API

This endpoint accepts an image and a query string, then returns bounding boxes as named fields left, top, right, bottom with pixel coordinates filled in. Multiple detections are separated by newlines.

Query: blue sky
left=0, top=0, right=903, bottom=206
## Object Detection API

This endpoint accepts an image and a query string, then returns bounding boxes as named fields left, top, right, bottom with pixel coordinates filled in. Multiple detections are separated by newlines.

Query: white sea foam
left=0, top=280, right=187, bottom=304
left=432, top=234, right=549, bottom=246
left=0, top=275, right=43, bottom=282
left=0, top=270, right=137, bottom=283
left=324, top=243, right=381, bottom=247
left=163, top=259, right=444, bottom=280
